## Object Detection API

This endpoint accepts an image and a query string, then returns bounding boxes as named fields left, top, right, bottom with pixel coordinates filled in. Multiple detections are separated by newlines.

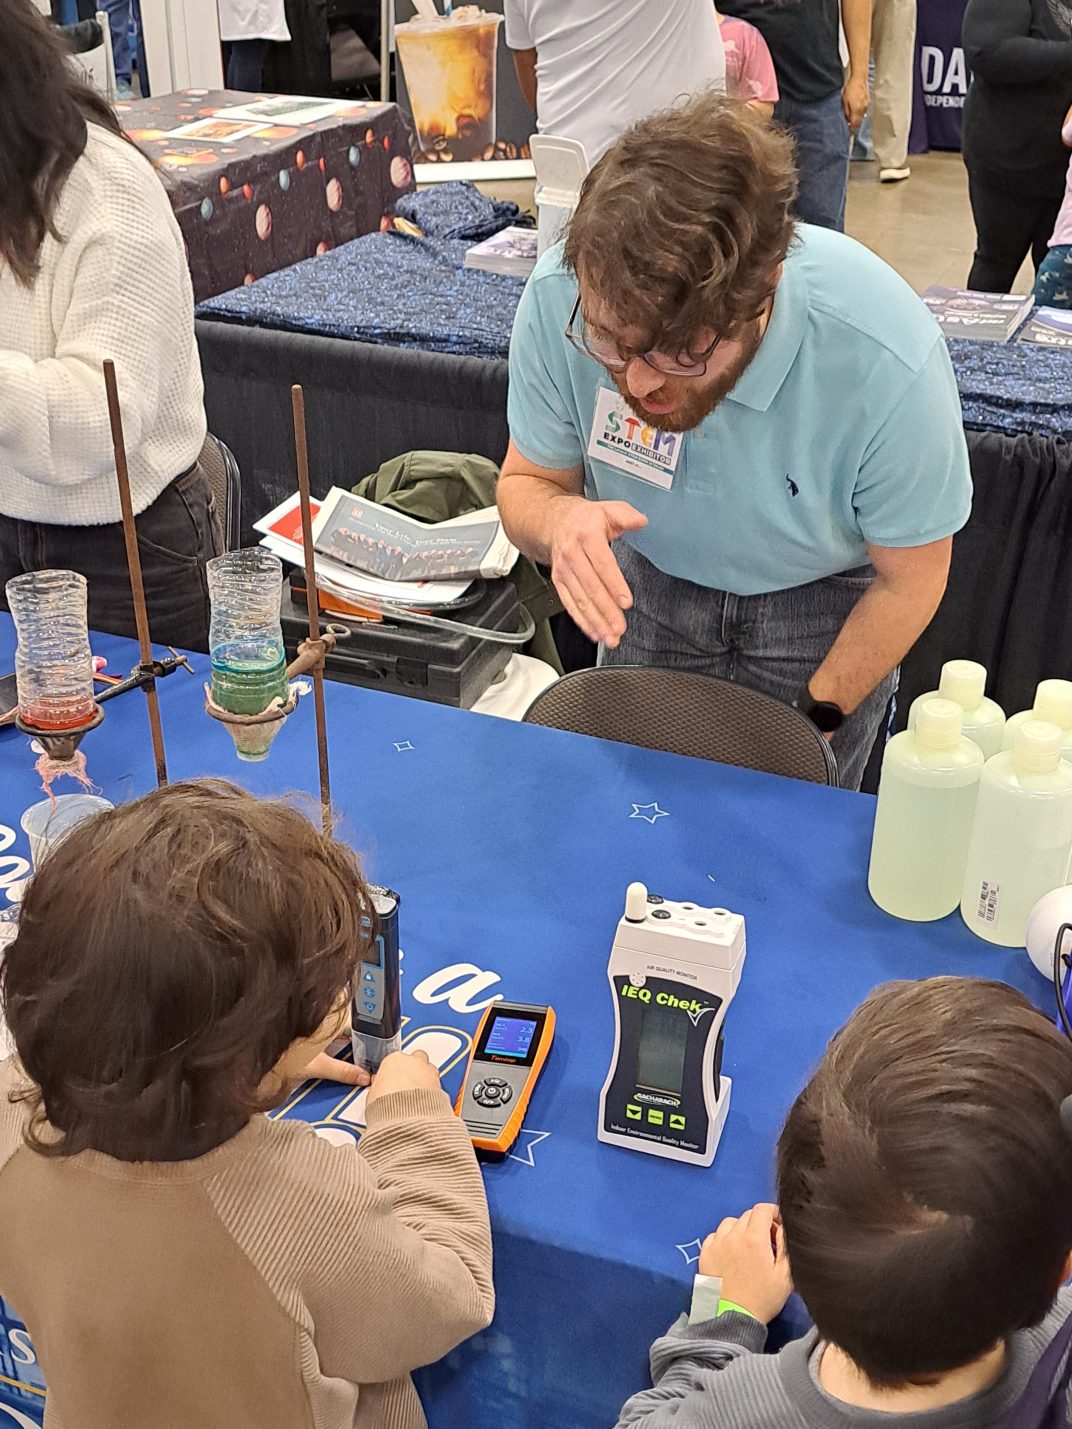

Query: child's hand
left=366, top=1048, right=442, bottom=1106
left=303, top=1052, right=371, bottom=1087
left=698, top=1202, right=793, bottom=1323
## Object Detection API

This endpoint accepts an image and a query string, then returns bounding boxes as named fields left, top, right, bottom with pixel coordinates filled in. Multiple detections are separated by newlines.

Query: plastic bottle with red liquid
left=6, top=570, right=96, bottom=732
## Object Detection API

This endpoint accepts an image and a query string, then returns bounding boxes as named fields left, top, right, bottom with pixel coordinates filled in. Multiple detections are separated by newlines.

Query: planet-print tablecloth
left=119, top=90, right=415, bottom=303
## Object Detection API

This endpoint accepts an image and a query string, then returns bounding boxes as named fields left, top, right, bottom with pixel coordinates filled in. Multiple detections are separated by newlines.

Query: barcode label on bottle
left=977, top=881, right=1001, bottom=925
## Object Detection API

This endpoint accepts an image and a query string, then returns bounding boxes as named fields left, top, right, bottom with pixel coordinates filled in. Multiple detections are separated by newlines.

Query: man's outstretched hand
left=547, top=496, right=648, bottom=647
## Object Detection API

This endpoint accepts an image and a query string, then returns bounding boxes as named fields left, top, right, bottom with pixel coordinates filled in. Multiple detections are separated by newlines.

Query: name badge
left=586, top=387, right=683, bottom=490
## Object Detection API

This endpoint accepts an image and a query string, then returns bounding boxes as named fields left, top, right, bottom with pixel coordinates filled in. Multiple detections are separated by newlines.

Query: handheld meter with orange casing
left=454, top=1001, right=555, bottom=1155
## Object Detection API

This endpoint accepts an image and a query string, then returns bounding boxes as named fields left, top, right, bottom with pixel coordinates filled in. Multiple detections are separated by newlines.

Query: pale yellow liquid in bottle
left=960, top=724, right=1072, bottom=947
left=869, top=710, right=984, bottom=922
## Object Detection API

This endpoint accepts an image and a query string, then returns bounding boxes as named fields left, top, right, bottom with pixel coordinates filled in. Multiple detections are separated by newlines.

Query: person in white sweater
left=0, top=0, right=217, bottom=651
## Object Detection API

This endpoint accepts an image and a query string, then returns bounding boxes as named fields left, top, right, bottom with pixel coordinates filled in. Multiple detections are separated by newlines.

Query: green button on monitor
left=626, top=1105, right=642, bottom=1121
left=669, top=1114, right=686, bottom=1131
left=647, top=1109, right=665, bottom=1126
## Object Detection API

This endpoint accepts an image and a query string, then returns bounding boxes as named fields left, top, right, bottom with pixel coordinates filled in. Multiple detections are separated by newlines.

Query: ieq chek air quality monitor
left=598, top=882, right=746, bottom=1167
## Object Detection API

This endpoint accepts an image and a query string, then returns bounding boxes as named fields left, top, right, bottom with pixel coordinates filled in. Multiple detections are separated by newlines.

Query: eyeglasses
left=564, top=294, right=723, bottom=378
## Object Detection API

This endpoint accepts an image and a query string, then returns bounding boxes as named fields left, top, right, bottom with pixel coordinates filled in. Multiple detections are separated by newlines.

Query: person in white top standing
left=216, top=0, right=291, bottom=92
left=504, top=0, right=726, bottom=166
left=0, top=0, right=218, bottom=651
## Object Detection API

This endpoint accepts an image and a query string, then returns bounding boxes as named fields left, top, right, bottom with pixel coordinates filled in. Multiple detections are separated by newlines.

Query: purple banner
left=909, top=0, right=970, bottom=154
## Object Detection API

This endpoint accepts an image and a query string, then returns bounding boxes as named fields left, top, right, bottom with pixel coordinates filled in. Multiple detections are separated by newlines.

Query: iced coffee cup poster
left=393, top=0, right=536, bottom=181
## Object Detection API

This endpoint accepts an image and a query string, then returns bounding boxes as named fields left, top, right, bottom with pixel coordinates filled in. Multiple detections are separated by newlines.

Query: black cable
left=1053, top=921, right=1072, bottom=1041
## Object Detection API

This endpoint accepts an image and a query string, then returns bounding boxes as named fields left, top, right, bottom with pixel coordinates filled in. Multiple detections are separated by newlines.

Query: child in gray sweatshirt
left=614, top=977, right=1072, bottom=1428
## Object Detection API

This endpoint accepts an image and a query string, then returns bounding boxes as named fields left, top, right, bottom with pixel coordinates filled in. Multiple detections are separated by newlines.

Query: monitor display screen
left=636, top=1002, right=687, bottom=1096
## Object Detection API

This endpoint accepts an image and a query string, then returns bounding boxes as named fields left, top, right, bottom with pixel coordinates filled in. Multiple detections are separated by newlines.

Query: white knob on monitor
left=625, top=882, right=648, bottom=922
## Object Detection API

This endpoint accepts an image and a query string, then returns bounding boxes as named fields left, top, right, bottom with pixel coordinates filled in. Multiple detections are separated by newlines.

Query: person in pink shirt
left=1034, top=107, right=1072, bottom=308
left=716, top=10, right=779, bottom=118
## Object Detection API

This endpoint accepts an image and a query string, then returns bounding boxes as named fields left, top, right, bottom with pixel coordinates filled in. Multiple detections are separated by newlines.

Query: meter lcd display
left=636, top=1001, right=688, bottom=1096
left=485, top=1016, right=538, bottom=1059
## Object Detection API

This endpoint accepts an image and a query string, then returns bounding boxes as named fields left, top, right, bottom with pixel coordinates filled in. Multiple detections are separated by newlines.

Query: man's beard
left=612, top=318, right=765, bottom=433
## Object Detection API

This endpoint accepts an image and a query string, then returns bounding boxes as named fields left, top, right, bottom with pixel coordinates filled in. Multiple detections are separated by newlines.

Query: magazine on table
left=464, top=227, right=539, bottom=279
left=921, top=285, right=1034, bottom=342
left=1016, top=306, right=1072, bottom=349
left=217, top=96, right=359, bottom=127
left=253, top=494, right=472, bottom=608
left=310, top=487, right=518, bottom=584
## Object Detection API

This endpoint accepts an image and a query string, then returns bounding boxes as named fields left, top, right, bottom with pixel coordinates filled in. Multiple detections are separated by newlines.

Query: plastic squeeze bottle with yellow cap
left=906, top=660, right=1006, bottom=759
left=868, top=698, right=984, bottom=921
left=1002, top=679, right=1072, bottom=760
left=960, top=720, right=1072, bottom=946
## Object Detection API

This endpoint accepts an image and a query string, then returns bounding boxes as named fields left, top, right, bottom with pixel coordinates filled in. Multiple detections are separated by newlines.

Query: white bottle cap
left=624, top=881, right=648, bottom=922
left=914, top=698, right=963, bottom=750
left=1033, top=680, right=1072, bottom=731
left=938, top=660, right=986, bottom=711
left=1013, top=720, right=1063, bottom=774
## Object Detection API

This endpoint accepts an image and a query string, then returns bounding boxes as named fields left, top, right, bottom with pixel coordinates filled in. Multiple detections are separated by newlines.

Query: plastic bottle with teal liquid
left=207, top=549, right=288, bottom=760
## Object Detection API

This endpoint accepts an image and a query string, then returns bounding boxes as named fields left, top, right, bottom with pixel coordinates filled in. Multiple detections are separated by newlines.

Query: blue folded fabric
left=393, top=179, right=532, bottom=241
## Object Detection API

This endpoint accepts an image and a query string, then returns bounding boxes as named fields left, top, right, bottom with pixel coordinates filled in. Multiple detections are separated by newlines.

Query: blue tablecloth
left=196, top=181, right=530, bottom=359
left=196, top=230, right=524, bottom=359
left=949, top=338, right=1072, bottom=443
left=0, top=620, right=1047, bottom=1428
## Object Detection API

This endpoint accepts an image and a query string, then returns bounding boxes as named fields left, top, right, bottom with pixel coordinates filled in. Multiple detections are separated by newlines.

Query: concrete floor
left=467, top=150, right=1035, bottom=296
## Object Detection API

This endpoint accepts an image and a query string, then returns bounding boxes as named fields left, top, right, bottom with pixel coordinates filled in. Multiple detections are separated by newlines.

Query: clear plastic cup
left=6, top=570, right=96, bottom=732
left=395, top=8, right=502, bottom=161
left=21, top=794, right=115, bottom=870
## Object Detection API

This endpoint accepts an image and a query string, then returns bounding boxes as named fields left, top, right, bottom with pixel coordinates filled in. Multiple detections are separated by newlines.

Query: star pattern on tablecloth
left=508, top=1129, right=551, bottom=1168
left=676, top=1238, right=704, bottom=1266
left=630, top=802, right=669, bottom=825
left=393, top=740, right=415, bottom=752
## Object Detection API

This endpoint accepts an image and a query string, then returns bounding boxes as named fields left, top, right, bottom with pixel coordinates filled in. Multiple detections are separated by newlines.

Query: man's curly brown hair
left=564, top=93, right=799, bottom=357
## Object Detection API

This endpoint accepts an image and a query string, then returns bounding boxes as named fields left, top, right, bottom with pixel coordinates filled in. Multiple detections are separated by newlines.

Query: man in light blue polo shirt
left=497, top=94, right=971, bottom=789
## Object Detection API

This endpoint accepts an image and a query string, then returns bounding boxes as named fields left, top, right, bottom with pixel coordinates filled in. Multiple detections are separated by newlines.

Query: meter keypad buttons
left=626, top=1105, right=642, bottom=1121
left=651, top=910, right=672, bottom=920
left=647, top=1109, right=665, bottom=1126
left=484, top=1077, right=506, bottom=1088
left=472, top=1082, right=485, bottom=1100
left=669, top=1114, right=686, bottom=1131
left=498, top=1085, right=513, bottom=1104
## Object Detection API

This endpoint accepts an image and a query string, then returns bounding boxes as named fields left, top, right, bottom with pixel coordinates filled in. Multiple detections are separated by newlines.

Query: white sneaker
left=879, top=166, right=911, bottom=184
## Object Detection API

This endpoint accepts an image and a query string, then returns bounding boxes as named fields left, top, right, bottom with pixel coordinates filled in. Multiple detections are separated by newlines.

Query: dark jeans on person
left=0, top=465, right=219, bottom=653
left=601, top=545, right=897, bottom=790
left=774, top=91, right=851, bottom=232
left=966, top=173, right=1063, bottom=292
left=224, top=39, right=269, bottom=92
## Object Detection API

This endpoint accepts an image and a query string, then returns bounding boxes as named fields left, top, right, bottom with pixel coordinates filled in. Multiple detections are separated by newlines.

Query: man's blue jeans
left=602, top=544, right=897, bottom=790
left=775, top=91, right=851, bottom=233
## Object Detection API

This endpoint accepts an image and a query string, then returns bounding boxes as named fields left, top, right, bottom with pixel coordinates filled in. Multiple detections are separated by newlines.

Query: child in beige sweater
left=0, top=779, right=494, bottom=1429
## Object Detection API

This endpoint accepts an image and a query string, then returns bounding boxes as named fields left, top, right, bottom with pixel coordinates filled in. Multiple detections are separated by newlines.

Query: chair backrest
left=199, top=433, right=242, bottom=552
left=523, top=666, right=839, bottom=786
left=61, top=14, right=116, bottom=100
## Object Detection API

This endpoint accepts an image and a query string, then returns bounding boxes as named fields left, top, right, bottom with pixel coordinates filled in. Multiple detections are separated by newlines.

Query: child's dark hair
left=1, top=779, right=375, bottom=1161
left=778, top=977, right=1072, bottom=1388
